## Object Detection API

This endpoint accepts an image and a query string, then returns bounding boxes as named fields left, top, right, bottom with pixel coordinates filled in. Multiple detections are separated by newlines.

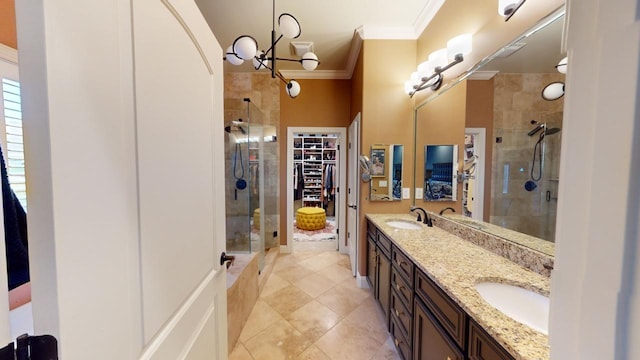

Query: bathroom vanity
left=366, top=213, right=551, bottom=360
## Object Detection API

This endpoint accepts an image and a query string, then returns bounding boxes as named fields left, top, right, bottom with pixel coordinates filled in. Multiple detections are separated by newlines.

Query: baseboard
left=356, top=272, right=370, bottom=288
left=280, top=244, right=291, bottom=254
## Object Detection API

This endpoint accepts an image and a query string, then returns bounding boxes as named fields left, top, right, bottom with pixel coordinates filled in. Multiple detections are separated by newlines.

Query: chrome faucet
left=439, top=207, right=456, bottom=215
left=410, top=206, right=433, bottom=227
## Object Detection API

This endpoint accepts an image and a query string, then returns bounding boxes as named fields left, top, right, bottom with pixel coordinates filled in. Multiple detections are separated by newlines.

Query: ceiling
left=195, top=0, right=566, bottom=80
left=195, top=0, right=442, bottom=79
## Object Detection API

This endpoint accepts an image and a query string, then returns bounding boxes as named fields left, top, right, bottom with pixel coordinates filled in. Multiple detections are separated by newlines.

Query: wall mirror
left=413, top=8, right=565, bottom=254
left=424, top=145, right=458, bottom=201
left=370, top=144, right=403, bottom=201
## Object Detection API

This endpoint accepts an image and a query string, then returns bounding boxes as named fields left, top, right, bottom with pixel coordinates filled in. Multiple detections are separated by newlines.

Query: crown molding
left=413, top=0, right=446, bottom=38
left=358, top=25, right=418, bottom=40
left=279, top=69, right=352, bottom=80
left=0, top=44, right=18, bottom=64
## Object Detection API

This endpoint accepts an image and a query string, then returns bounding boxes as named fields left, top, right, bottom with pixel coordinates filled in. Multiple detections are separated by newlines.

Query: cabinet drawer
left=468, top=320, right=515, bottom=360
left=367, top=219, right=377, bottom=239
left=391, top=289, right=412, bottom=341
left=392, top=246, right=414, bottom=285
left=391, top=266, right=413, bottom=310
left=377, top=231, right=392, bottom=257
left=415, top=269, right=467, bottom=350
left=390, top=317, right=412, bottom=360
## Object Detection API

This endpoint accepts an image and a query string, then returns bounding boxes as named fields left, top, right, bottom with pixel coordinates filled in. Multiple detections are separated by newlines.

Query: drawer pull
left=394, top=308, right=404, bottom=317
left=394, top=338, right=403, bottom=346
left=396, top=283, right=405, bottom=291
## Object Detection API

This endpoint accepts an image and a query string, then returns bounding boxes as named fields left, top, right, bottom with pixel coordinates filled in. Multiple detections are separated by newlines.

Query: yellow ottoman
left=296, top=207, right=326, bottom=230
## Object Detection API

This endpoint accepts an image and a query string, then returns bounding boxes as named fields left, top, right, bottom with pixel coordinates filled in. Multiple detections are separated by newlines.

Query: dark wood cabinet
left=367, top=235, right=377, bottom=289
left=367, top=220, right=515, bottom=360
left=468, top=320, right=515, bottom=360
left=367, top=222, right=391, bottom=328
left=378, top=247, right=391, bottom=326
left=415, top=269, right=467, bottom=350
left=413, top=298, right=464, bottom=360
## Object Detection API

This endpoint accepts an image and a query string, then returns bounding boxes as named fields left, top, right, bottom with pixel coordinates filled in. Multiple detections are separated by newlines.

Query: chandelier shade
left=232, top=36, right=258, bottom=60
left=286, top=80, right=301, bottom=98
left=223, top=0, right=319, bottom=98
left=279, top=13, right=301, bottom=39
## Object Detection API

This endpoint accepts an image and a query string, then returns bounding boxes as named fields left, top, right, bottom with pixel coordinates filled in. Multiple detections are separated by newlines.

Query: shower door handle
left=546, top=191, right=551, bottom=202
left=220, top=252, right=235, bottom=269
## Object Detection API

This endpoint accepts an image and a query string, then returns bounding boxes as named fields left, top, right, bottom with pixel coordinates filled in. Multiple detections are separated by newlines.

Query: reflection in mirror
left=413, top=8, right=565, bottom=250
left=370, top=144, right=403, bottom=201
left=424, top=145, right=458, bottom=201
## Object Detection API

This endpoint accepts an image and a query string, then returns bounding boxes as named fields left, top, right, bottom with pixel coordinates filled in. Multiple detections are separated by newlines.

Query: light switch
left=379, top=180, right=388, bottom=187
left=415, top=187, right=423, bottom=199
left=402, top=188, right=410, bottom=199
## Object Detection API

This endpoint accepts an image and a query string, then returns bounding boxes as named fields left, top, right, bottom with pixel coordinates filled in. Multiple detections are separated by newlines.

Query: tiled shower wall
left=224, top=73, right=281, bottom=250
left=491, top=73, right=564, bottom=241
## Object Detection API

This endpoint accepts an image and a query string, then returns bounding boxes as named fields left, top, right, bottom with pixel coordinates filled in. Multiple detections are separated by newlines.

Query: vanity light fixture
left=223, top=0, right=319, bottom=98
left=541, top=56, right=568, bottom=101
left=499, top=0, right=527, bottom=22
left=405, top=34, right=473, bottom=97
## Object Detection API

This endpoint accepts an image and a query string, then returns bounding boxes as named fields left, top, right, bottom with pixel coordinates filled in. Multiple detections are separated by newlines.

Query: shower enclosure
left=490, top=120, right=562, bottom=242
left=224, top=98, right=277, bottom=270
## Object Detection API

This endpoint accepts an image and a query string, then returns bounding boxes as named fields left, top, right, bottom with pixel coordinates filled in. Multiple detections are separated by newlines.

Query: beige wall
left=414, top=81, right=467, bottom=214
left=279, top=78, right=352, bottom=245
left=358, top=39, right=416, bottom=274
left=466, top=79, right=495, bottom=220
left=0, top=0, right=16, bottom=49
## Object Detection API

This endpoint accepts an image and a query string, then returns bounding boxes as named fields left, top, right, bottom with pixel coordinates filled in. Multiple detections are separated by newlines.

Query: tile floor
left=229, top=249, right=401, bottom=360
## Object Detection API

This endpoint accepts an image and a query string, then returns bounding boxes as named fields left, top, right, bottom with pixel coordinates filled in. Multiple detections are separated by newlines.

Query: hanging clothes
left=293, top=163, right=304, bottom=200
left=0, top=145, right=29, bottom=290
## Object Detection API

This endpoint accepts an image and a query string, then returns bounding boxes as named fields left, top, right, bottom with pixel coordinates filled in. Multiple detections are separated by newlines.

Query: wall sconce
left=405, top=34, right=472, bottom=97
left=541, top=56, right=568, bottom=101
left=499, top=0, right=527, bottom=21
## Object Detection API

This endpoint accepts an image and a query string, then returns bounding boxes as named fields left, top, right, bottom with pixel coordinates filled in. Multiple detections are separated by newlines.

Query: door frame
left=348, top=114, right=366, bottom=286
left=284, top=127, right=347, bottom=254
left=464, top=128, right=485, bottom=221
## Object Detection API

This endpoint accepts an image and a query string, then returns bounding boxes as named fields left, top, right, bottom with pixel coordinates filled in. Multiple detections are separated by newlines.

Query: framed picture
left=370, top=147, right=386, bottom=177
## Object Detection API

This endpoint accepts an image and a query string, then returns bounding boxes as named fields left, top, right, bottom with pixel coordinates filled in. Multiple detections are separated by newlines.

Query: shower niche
left=224, top=99, right=278, bottom=271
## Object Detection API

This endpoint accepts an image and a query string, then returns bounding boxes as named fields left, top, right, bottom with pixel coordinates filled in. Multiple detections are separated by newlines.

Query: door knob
left=220, top=252, right=235, bottom=269
left=348, top=204, right=357, bottom=209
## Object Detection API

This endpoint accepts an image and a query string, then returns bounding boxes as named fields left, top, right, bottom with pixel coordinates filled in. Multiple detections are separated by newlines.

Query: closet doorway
left=286, top=127, right=347, bottom=254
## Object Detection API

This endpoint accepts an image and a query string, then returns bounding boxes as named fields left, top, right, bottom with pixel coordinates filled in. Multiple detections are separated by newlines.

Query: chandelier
left=223, top=0, right=319, bottom=98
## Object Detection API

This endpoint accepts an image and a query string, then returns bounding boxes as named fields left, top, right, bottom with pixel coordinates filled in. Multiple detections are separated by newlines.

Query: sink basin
left=474, top=282, right=549, bottom=335
left=385, top=220, right=422, bottom=230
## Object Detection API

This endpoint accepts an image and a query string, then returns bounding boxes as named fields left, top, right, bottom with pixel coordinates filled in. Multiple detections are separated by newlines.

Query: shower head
left=224, top=119, right=247, bottom=134
left=527, top=123, right=545, bottom=136
left=544, top=127, right=561, bottom=135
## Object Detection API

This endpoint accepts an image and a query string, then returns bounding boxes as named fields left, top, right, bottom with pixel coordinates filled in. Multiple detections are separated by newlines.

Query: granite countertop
left=366, top=213, right=550, bottom=360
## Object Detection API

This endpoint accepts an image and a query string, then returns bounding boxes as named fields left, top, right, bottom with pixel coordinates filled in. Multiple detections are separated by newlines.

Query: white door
left=347, top=114, right=360, bottom=279
left=15, top=1, right=227, bottom=358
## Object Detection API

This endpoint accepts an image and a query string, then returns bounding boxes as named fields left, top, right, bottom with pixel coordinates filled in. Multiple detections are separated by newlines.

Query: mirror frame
left=370, top=144, right=404, bottom=201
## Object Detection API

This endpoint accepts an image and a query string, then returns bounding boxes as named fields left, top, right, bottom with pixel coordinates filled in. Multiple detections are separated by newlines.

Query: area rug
left=293, top=219, right=337, bottom=241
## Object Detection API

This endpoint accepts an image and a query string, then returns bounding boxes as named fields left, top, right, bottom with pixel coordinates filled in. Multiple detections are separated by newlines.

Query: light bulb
left=541, top=82, right=565, bottom=101
left=226, top=46, right=244, bottom=65
left=447, top=34, right=472, bottom=60
left=498, top=0, right=518, bottom=16
left=556, top=56, right=568, bottom=74
left=301, top=52, right=319, bottom=71
left=428, top=48, right=448, bottom=70
left=286, top=80, right=301, bottom=98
